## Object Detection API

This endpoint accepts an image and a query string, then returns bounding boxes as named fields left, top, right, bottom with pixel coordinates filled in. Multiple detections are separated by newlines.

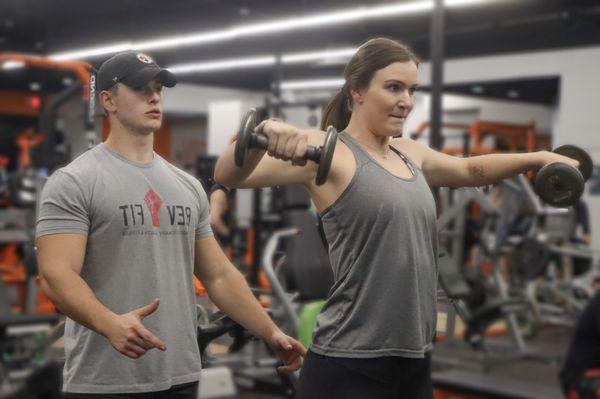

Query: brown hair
left=320, top=37, right=419, bottom=131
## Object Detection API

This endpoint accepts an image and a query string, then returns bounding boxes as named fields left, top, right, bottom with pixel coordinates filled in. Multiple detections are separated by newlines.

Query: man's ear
left=99, top=90, right=116, bottom=114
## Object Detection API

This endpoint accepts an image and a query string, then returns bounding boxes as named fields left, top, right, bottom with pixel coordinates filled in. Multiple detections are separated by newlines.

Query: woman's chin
left=384, top=124, right=403, bottom=137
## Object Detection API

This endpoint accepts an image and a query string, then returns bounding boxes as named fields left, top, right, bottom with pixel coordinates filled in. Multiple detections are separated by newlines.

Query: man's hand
left=265, top=330, right=307, bottom=373
left=102, top=298, right=167, bottom=359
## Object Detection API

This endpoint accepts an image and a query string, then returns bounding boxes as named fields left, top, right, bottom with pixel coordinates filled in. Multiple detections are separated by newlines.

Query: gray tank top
left=311, top=131, right=439, bottom=359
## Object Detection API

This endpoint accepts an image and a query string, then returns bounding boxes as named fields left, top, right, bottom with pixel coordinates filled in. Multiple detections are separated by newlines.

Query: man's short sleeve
left=195, top=182, right=213, bottom=239
left=36, top=170, right=90, bottom=239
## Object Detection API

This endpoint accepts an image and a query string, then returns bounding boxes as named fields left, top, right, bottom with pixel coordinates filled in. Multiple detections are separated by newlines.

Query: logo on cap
left=136, top=53, right=154, bottom=64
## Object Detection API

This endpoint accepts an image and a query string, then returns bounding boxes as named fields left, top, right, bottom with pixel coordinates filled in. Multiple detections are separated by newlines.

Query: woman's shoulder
left=303, top=129, right=354, bottom=161
left=390, top=137, right=426, bottom=168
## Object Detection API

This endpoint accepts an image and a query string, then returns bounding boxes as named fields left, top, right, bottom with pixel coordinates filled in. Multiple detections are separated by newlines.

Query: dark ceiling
left=0, top=0, right=598, bottom=104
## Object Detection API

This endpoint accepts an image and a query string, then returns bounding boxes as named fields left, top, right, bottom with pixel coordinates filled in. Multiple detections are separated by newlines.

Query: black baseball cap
left=97, top=51, right=177, bottom=92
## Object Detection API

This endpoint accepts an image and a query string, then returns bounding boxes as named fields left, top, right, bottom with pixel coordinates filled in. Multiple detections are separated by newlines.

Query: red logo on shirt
left=144, top=189, right=164, bottom=227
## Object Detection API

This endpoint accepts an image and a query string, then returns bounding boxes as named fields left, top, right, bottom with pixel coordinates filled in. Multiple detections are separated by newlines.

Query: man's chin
left=141, top=121, right=162, bottom=134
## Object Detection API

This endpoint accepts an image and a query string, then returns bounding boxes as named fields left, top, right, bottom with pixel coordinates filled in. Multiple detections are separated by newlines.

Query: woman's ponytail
left=320, top=87, right=351, bottom=132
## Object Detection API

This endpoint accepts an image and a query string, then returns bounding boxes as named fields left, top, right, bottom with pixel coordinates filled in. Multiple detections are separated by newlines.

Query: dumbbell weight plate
left=554, top=144, right=593, bottom=181
left=234, top=109, right=258, bottom=168
left=534, top=162, right=584, bottom=207
left=315, top=126, right=338, bottom=186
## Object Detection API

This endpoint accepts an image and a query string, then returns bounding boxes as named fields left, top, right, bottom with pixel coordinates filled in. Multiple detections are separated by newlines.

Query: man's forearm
left=202, top=267, right=279, bottom=340
left=465, top=151, right=547, bottom=186
left=40, top=270, right=116, bottom=337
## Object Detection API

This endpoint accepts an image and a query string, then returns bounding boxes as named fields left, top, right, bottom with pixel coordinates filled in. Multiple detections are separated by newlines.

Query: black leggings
left=297, top=350, right=433, bottom=399
left=63, top=381, right=198, bottom=399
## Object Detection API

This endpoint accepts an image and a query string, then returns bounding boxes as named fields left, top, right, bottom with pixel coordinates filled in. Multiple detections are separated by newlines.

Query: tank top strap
left=338, top=131, right=371, bottom=167
left=389, top=145, right=420, bottom=177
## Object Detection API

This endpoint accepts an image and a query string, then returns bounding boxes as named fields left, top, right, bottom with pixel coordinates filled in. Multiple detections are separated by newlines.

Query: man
left=36, top=51, right=305, bottom=398
left=560, top=290, right=600, bottom=399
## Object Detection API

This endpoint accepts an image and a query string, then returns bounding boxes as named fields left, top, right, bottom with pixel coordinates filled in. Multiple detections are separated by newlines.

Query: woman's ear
left=350, top=89, right=363, bottom=105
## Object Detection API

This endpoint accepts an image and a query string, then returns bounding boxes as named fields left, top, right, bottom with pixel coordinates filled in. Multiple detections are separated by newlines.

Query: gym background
left=1, top=1, right=600, bottom=398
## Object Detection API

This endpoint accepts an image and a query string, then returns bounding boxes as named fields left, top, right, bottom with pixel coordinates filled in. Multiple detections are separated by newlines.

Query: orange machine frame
left=411, top=119, right=545, bottom=156
left=0, top=53, right=92, bottom=101
left=0, top=54, right=92, bottom=314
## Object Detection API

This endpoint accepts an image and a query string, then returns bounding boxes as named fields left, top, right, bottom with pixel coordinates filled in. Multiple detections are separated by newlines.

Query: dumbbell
left=534, top=145, right=593, bottom=207
left=234, top=108, right=338, bottom=186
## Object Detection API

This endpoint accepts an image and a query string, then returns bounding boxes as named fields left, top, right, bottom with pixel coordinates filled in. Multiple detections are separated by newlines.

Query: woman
left=214, top=37, right=577, bottom=398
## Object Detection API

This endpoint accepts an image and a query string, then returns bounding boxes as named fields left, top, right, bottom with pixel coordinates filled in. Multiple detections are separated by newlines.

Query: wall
left=169, top=116, right=207, bottom=170
left=404, top=92, right=554, bottom=148
left=163, top=83, right=267, bottom=156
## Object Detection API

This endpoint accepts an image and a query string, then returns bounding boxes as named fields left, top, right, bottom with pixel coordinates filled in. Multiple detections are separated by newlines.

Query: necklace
left=357, top=139, right=391, bottom=160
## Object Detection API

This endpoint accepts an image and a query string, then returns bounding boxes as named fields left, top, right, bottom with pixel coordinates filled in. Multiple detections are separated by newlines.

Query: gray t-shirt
left=311, top=132, right=438, bottom=359
left=36, top=143, right=212, bottom=394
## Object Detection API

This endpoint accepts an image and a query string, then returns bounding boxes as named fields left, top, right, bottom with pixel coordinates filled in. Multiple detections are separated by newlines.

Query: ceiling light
left=50, top=42, right=133, bottom=61
left=280, top=78, right=345, bottom=90
left=507, top=90, right=519, bottom=99
left=49, top=0, right=504, bottom=61
left=170, top=56, right=276, bottom=74
left=1, top=60, right=25, bottom=70
left=281, top=48, right=357, bottom=64
left=169, top=47, right=358, bottom=74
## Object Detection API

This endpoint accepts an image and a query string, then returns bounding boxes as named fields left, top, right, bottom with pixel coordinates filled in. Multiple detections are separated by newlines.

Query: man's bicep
left=36, top=233, right=87, bottom=276
left=194, top=236, right=229, bottom=284
left=36, top=171, right=90, bottom=238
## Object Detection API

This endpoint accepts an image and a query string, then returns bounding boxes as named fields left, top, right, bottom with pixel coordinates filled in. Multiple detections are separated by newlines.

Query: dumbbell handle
left=250, top=134, right=322, bottom=163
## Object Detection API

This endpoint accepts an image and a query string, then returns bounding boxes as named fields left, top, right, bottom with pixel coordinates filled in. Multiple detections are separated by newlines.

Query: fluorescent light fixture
left=170, top=56, right=276, bottom=74
left=50, top=42, right=132, bottom=61
left=507, top=90, right=519, bottom=99
left=170, top=48, right=358, bottom=74
left=280, top=78, right=345, bottom=90
left=447, top=0, right=501, bottom=7
left=1, top=60, right=26, bottom=70
left=49, top=0, right=504, bottom=61
left=135, top=31, right=235, bottom=52
left=281, top=48, right=357, bottom=64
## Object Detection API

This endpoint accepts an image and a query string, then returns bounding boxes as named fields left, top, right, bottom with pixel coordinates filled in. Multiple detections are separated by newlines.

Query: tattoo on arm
left=469, top=165, right=485, bottom=182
